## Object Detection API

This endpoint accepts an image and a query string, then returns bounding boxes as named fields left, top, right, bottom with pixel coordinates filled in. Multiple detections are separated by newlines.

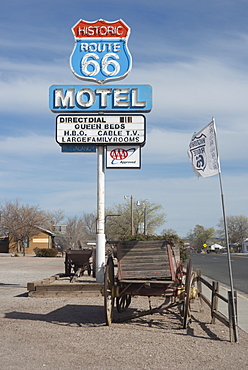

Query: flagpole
left=213, top=118, right=238, bottom=342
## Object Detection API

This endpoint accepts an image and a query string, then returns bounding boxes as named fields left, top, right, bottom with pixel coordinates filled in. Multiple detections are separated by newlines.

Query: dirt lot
left=0, top=256, right=248, bottom=370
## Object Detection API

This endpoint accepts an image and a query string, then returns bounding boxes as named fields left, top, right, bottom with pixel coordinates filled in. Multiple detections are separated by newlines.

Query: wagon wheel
left=104, top=256, right=115, bottom=326
left=116, top=295, right=132, bottom=313
left=87, top=264, right=92, bottom=276
left=92, top=249, right=96, bottom=278
left=65, top=260, right=72, bottom=276
left=183, top=258, right=193, bottom=329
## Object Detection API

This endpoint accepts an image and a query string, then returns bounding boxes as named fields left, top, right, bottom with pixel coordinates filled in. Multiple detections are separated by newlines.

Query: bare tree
left=82, top=212, right=96, bottom=238
left=55, top=216, right=88, bottom=251
left=217, top=215, right=248, bottom=248
left=1, top=199, right=50, bottom=255
left=43, top=209, right=65, bottom=230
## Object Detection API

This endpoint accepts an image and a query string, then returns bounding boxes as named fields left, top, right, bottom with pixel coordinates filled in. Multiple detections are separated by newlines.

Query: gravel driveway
left=1, top=256, right=248, bottom=370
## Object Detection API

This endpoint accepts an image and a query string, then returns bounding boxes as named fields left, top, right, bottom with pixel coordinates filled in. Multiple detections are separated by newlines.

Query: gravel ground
left=0, top=256, right=248, bottom=370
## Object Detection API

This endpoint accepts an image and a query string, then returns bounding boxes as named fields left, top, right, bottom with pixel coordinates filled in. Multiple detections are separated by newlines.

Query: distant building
left=242, top=240, right=248, bottom=253
left=1, top=227, right=56, bottom=254
left=0, top=236, right=9, bottom=253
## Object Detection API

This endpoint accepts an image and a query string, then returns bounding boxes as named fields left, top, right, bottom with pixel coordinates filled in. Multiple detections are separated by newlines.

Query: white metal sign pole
left=96, top=145, right=105, bottom=283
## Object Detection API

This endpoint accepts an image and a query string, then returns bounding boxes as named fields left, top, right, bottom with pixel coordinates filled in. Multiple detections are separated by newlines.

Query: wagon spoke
left=104, top=256, right=115, bottom=326
left=116, top=295, right=132, bottom=313
left=183, top=258, right=193, bottom=328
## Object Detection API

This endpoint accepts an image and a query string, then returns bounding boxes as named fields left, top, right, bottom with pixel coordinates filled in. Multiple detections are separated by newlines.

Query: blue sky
left=0, top=0, right=248, bottom=237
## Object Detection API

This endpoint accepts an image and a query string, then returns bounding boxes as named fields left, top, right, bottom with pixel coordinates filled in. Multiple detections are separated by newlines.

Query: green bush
left=34, top=248, right=58, bottom=257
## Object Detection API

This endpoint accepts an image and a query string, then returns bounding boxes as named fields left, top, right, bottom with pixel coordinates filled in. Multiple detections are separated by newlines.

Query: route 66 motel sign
left=49, top=19, right=152, bottom=165
left=70, top=19, right=132, bottom=84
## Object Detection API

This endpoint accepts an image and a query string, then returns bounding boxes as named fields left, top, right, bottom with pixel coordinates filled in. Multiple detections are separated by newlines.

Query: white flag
left=187, top=120, right=220, bottom=178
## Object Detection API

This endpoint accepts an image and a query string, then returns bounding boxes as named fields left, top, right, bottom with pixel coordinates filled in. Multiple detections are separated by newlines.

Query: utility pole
left=124, top=195, right=134, bottom=235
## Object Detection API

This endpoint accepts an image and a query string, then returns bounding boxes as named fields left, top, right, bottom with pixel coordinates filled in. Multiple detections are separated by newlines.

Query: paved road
left=191, top=253, right=248, bottom=295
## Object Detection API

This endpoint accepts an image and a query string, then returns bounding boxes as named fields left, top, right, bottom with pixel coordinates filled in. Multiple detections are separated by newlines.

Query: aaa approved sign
left=56, top=115, right=146, bottom=145
left=106, top=146, right=141, bottom=169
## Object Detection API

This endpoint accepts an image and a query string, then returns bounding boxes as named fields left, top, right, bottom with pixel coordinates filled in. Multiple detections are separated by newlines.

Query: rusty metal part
left=113, top=295, right=172, bottom=323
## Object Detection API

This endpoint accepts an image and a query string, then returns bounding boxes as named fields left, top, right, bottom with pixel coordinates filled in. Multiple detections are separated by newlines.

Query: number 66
left=81, top=52, right=120, bottom=76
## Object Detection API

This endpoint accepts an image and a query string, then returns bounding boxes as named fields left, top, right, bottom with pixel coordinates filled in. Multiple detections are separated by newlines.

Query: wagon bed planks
left=117, top=240, right=181, bottom=281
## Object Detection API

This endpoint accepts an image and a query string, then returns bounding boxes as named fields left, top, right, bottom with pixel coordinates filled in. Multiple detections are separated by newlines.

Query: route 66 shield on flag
left=188, top=120, right=220, bottom=178
left=70, top=19, right=132, bottom=84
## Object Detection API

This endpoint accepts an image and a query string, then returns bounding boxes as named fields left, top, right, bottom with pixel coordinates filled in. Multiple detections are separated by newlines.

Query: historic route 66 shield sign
left=189, top=132, right=207, bottom=172
left=70, top=19, right=132, bottom=84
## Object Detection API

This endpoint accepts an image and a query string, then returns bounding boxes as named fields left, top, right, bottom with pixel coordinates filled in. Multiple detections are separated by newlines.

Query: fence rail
left=195, top=269, right=238, bottom=342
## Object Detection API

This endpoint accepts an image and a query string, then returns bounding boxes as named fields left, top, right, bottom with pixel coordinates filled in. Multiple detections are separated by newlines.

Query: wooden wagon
left=64, top=249, right=93, bottom=282
left=104, top=240, right=196, bottom=327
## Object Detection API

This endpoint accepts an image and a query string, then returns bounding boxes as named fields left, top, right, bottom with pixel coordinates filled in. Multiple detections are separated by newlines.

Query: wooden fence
left=195, top=269, right=238, bottom=342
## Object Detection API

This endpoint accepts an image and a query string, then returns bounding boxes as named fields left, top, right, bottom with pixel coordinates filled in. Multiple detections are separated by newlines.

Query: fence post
left=196, top=269, right=203, bottom=312
left=228, top=290, right=238, bottom=342
left=211, top=281, right=219, bottom=324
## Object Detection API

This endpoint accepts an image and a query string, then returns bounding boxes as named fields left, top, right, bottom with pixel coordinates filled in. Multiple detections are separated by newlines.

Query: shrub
left=179, top=245, right=189, bottom=262
left=34, top=248, right=58, bottom=257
